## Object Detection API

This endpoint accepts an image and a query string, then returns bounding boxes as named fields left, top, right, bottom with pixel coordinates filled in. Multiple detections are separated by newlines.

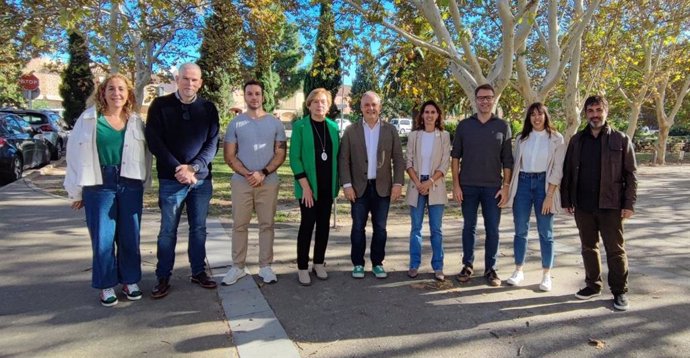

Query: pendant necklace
left=311, top=119, right=328, bottom=161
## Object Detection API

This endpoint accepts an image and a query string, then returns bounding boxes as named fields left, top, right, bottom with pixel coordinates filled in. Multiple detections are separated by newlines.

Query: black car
left=0, top=113, right=51, bottom=184
left=0, top=109, right=69, bottom=160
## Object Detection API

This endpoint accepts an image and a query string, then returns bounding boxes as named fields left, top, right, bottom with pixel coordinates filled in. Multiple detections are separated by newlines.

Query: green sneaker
left=372, top=265, right=388, bottom=279
left=352, top=265, right=365, bottom=279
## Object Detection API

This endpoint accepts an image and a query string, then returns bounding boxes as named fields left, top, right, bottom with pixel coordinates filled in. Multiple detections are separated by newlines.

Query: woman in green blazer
left=289, top=88, right=340, bottom=286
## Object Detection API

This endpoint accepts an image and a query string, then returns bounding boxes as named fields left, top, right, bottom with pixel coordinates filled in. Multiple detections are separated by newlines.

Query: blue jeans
left=512, top=172, right=555, bottom=269
left=350, top=180, right=390, bottom=267
left=409, top=194, right=445, bottom=271
left=155, top=178, right=212, bottom=278
left=461, top=185, right=502, bottom=273
left=83, top=166, right=143, bottom=289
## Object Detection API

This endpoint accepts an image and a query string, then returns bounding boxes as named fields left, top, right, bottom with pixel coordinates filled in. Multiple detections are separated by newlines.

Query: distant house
left=21, top=58, right=353, bottom=123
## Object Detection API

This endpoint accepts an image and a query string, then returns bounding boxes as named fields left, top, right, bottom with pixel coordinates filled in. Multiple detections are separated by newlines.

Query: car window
left=0, top=115, right=25, bottom=133
left=19, top=114, right=46, bottom=124
left=401, top=119, right=411, bottom=125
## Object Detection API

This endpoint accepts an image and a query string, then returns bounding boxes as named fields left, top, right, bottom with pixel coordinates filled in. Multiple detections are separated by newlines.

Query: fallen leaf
left=525, top=321, right=530, bottom=327
left=588, top=338, right=606, bottom=349
left=518, top=345, right=524, bottom=356
left=490, top=331, right=500, bottom=339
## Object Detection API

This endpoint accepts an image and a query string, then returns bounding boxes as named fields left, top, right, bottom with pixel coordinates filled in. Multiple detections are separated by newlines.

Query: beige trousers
left=231, top=177, right=279, bottom=268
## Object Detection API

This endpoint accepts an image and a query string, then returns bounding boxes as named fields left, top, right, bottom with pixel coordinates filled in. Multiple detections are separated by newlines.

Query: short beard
left=589, top=119, right=605, bottom=129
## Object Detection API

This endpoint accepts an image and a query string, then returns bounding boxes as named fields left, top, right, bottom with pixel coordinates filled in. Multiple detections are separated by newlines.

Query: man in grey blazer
left=339, top=91, right=405, bottom=279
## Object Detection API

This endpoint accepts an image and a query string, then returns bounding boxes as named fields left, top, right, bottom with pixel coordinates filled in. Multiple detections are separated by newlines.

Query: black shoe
left=457, top=265, right=473, bottom=283
left=152, top=277, right=170, bottom=299
left=191, top=271, right=218, bottom=289
left=613, top=294, right=629, bottom=311
left=575, top=286, right=601, bottom=300
left=485, top=269, right=501, bottom=287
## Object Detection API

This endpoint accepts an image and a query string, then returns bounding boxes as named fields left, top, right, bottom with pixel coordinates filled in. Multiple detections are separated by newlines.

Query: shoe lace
left=102, top=288, right=115, bottom=298
left=126, top=283, right=140, bottom=293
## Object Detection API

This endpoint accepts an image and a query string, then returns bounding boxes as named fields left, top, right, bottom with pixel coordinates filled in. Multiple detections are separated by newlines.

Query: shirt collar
left=175, top=91, right=197, bottom=104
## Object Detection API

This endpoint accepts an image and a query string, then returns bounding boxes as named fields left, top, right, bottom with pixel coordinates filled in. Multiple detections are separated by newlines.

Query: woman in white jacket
left=64, top=73, right=151, bottom=307
left=504, top=102, right=565, bottom=291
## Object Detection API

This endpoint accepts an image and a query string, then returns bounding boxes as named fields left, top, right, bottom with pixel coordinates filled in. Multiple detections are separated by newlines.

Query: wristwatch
left=191, top=164, right=200, bottom=173
left=261, top=168, right=270, bottom=176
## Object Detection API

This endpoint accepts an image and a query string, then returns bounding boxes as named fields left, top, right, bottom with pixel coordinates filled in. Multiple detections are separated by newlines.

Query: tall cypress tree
left=60, top=31, right=94, bottom=126
left=350, top=53, right=379, bottom=120
left=198, top=0, right=244, bottom=122
left=303, top=1, right=341, bottom=118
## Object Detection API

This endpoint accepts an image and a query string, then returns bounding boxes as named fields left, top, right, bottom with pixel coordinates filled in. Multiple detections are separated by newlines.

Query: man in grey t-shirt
left=221, top=79, right=287, bottom=285
left=451, top=83, right=513, bottom=287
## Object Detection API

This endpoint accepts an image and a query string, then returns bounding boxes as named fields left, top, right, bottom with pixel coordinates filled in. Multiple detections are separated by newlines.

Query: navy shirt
left=145, top=93, right=220, bottom=180
left=576, top=128, right=602, bottom=212
left=451, top=114, right=514, bottom=187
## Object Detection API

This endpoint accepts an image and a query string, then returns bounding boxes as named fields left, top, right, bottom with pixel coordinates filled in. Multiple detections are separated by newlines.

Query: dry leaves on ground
left=588, top=338, right=606, bottom=349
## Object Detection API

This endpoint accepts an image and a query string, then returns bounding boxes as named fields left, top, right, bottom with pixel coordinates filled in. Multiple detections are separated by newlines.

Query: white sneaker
left=539, top=274, right=552, bottom=291
left=123, top=283, right=143, bottom=300
left=222, top=266, right=249, bottom=286
left=312, top=263, right=328, bottom=280
left=297, top=270, right=311, bottom=286
left=100, top=288, right=118, bottom=307
left=259, top=266, right=278, bottom=284
left=506, top=270, right=524, bottom=286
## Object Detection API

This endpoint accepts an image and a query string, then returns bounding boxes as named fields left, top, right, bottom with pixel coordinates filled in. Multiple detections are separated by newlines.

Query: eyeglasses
left=476, top=96, right=494, bottom=102
left=181, top=105, right=190, bottom=121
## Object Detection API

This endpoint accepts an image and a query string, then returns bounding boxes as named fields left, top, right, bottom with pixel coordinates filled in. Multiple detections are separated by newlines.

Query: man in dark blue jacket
left=145, top=63, right=220, bottom=298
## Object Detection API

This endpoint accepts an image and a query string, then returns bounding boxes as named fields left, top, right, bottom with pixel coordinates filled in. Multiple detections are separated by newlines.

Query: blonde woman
left=64, top=73, right=151, bottom=306
left=289, top=88, right=340, bottom=285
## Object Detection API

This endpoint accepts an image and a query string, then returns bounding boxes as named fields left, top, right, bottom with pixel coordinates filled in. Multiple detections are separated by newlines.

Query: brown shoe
left=434, top=270, right=445, bottom=281
left=485, top=269, right=501, bottom=287
left=457, top=265, right=473, bottom=283
left=191, top=272, right=217, bottom=289
left=152, top=277, right=170, bottom=299
left=407, top=268, right=419, bottom=278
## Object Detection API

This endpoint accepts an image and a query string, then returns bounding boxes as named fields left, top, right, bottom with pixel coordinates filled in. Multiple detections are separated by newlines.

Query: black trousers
left=574, top=209, right=629, bottom=294
left=297, top=196, right=333, bottom=270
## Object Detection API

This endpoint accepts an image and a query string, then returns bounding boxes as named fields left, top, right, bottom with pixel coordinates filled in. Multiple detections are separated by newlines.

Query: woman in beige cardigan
left=405, top=100, right=451, bottom=281
left=504, top=102, right=565, bottom=291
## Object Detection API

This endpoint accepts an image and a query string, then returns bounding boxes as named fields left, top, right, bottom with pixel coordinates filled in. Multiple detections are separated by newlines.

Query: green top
left=289, top=116, right=340, bottom=200
left=96, top=114, right=126, bottom=166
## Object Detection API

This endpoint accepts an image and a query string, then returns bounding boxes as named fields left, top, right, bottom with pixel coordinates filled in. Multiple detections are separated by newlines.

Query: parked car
left=390, top=117, right=413, bottom=135
left=0, top=113, right=51, bottom=184
left=0, top=109, right=69, bottom=160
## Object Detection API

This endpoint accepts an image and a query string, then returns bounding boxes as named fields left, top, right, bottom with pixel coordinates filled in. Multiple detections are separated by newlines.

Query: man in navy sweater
left=145, top=63, right=220, bottom=299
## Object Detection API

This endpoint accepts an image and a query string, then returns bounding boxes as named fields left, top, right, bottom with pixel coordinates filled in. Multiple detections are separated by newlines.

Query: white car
left=390, top=118, right=413, bottom=135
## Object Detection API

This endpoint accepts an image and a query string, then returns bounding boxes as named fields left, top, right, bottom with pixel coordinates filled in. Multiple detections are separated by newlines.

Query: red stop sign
left=19, top=74, right=40, bottom=91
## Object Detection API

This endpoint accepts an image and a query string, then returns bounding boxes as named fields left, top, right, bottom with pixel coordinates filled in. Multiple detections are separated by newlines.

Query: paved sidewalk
left=3, top=164, right=689, bottom=357
left=256, top=165, right=690, bottom=357
left=0, top=180, right=235, bottom=357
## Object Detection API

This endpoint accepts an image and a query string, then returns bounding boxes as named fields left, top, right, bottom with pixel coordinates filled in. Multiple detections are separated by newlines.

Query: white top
left=363, top=119, right=381, bottom=179
left=64, top=106, right=152, bottom=201
left=420, top=131, right=435, bottom=176
left=521, top=130, right=549, bottom=173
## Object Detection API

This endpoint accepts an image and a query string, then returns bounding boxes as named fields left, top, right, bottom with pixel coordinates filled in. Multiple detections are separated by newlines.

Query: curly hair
left=93, top=73, right=136, bottom=118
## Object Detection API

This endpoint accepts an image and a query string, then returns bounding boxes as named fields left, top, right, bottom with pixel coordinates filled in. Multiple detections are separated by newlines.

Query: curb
left=206, top=218, right=301, bottom=358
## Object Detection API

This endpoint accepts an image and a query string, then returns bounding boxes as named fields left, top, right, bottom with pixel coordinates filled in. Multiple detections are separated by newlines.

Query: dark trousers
left=297, top=196, right=333, bottom=270
left=574, top=209, right=628, bottom=294
left=350, top=180, right=391, bottom=267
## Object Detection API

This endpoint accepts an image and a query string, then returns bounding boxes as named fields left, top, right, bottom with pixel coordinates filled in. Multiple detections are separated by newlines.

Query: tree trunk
left=625, top=103, right=642, bottom=138
left=655, top=121, right=670, bottom=165
left=563, top=37, right=583, bottom=143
